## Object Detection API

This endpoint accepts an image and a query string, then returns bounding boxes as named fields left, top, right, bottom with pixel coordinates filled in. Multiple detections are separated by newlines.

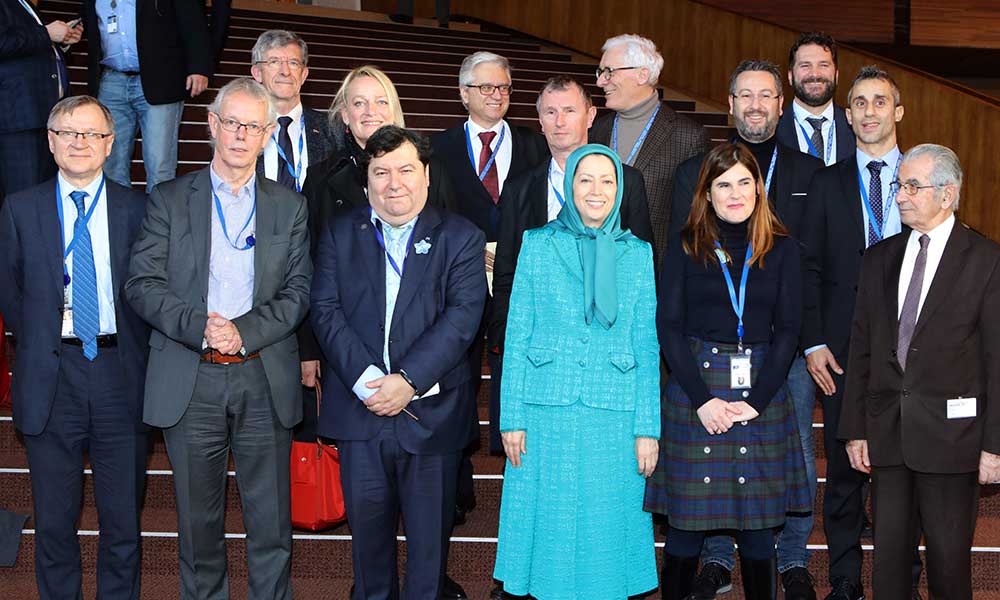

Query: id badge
left=730, top=355, right=751, bottom=389
left=107, top=15, right=118, bottom=33
left=61, top=305, right=75, bottom=338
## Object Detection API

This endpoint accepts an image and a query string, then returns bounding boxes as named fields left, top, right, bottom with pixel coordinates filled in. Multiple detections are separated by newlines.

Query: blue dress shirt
left=207, top=167, right=255, bottom=321
left=95, top=0, right=140, bottom=72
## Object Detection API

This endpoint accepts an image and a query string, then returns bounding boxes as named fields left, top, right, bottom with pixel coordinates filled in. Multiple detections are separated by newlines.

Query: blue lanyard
left=796, top=115, right=836, bottom=166
left=56, top=176, right=106, bottom=286
left=272, top=114, right=305, bottom=192
left=856, top=154, right=901, bottom=242
left=714, top=242, right=753, bottom=349
left=464, top=122, right=506, bottom=181
left=611, top=102, right=660, bottom=165
left=212, top=187, right=257, bottom=251
left=372, top=214, right=416, bottom=278
left=548, top=162, right=564, bottom=207
left=763, top=144, right=777, bottom=196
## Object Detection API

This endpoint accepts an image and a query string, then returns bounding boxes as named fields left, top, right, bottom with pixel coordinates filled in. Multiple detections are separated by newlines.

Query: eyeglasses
left=49, top=129, right=112, bottom=141
left=211, top=113, right=269, bottom=137
left=731, top=91, right=779, bottom=103
left=890, top=180, right=945, bottom=197
left=255, top=57, right=305, bottom=71
left=595, top=66, right=640, bottom=81
left=464, top=83, right=513, bottom=96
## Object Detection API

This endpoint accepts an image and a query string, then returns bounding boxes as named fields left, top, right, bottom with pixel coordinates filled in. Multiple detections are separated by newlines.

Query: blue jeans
left=701, top=356, right=817, bottom=573
left=98, top=69, right=183, bottom=192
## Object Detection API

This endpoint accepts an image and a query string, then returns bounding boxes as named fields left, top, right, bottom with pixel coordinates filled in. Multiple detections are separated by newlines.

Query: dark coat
left=0, top=0, right=64, bottom=133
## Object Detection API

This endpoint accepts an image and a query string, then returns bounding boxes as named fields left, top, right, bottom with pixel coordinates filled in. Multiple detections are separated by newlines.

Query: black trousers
left=871, top=466, right=979, bottom=600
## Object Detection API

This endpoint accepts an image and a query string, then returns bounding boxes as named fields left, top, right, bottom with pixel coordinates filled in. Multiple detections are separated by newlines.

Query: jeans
left=98, top=69, right=183, bottom=192
left=701, top=356, right=817, bottom=573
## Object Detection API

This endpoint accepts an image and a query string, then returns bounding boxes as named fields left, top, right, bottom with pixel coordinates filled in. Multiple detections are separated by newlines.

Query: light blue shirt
left=96, top=0, right=140, bottom=72
left=207, top=167, right=255, bottom=321
left=857, top=145, right=902, bottom=247
left=58, top=171, right=116, bottom=335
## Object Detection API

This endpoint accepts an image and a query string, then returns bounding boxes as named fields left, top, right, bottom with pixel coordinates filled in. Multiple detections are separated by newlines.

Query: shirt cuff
left=804, top=344, right=827, bottom=356
left=352, top=364, right=385, bottom=401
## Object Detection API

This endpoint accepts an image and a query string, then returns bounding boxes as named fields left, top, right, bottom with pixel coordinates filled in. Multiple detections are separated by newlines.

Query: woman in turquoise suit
left=492, top=144, right=660, bottom=599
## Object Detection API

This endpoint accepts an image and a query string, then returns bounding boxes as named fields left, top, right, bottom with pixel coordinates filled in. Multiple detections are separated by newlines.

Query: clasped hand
left=696, top=398, right=759, bottom=435
left=204, top=312, right=243, bottom=355
left=363, top=374, right=415, bottom=417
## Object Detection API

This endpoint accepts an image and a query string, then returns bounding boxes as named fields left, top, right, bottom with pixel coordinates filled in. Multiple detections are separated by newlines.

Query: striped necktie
left=70, top=190, right=99, bottom=360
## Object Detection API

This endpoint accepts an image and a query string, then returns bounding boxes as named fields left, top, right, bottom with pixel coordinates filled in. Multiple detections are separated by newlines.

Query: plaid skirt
left=644, top=338, right=810, bottom=531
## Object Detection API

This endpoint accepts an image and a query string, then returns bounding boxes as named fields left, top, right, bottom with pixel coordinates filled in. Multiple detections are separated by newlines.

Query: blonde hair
left=329, top=65, right=406, bottom=131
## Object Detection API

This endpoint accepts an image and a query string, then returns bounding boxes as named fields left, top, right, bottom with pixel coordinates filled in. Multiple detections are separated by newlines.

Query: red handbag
left=290, top=382, right=346, bottom=530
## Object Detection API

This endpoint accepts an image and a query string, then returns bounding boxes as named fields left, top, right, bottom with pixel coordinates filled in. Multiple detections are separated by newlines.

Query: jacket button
left=903, top=390, right=910, bottom=398
left=51, top=73, right=57, bottom=79
left=578, top=359, right=586, bottom=367
left=740, top=420, right=748, bottom=426
left=741, top=391, right=749, bottom=398
left=711, top=347, right=718, bottom=354
left=580, top=336, right=588, bottom=344
left=702, top=361, right=710, bottom=368
left=703, top=476, right=711, bottom=484
left=744, top=348, right=752, bottom=355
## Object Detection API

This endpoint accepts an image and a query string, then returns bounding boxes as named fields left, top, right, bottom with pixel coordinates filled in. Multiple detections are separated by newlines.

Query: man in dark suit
left=82, top=0, right=212, bottom=191
left=776, top=32, right=855, bottom=167
left=125, top=78, right=311, bottom=599
left=841, top=143, right=1000, bottom=600
left=800, top=66, right=906, bottom=600
left=0, top=95, right=148, bottom=600
left=669, top=59, right=823, bottom=600
left=311, top=126, right=487, bottom=600
left=589, top=34, right=710, bottom=263
left=0, top=0, right=82, bottom=200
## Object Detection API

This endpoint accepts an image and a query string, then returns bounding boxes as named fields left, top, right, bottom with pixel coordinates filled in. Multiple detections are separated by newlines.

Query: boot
left=660, top=552, right=699, bottom=600
left=738, top=554, right=777, bottom=600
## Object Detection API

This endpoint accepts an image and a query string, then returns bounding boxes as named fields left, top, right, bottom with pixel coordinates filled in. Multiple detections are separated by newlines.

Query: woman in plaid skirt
left=645, top=143, right=810, bottom=599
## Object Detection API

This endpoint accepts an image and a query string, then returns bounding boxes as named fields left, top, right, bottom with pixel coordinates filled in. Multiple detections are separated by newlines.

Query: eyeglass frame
left=890, top=180, right=949, bottom=197
left=210, top=112, right=272, bottom=137
left=48, top=129, right=113, bottom=142
left=595, top=65, right=641, bottom=81
left=254, top=57, right=306, bottom=71
left=464, top=83, right=513, bottom=96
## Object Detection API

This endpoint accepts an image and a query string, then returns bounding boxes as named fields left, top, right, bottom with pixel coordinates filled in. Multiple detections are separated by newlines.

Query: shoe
left=441, top=575, right=468, bottom=599
left=388, top=13, right=414, bottom=24
left=912, top=587, right=923, bottom=600
left=739, top=555, right=777, bottom=600
left=489, top=583, right=506, bottom=599
left=453, top=505, right=468, bottom=526
left=690, top=562, right=733, bottom=599
left=781, top=567, right=817, bottom=600
left=659, top=553, right=699, bottom=600
left=824, top=577, right=864, bottom=600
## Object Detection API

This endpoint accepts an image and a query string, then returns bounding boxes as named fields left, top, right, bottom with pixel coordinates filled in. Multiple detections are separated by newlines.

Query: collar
left=856, top=145, right=900, bottom=169
left=548, top=157, right=566, bottom=178
left=912, top=213, right=956, bottom=245
left=792, top=100, right=835, bottom=124
left=370, top=208, right=418, bottom=234
left=466, top=118, right=506, bottom=139
left=58, top=170, right=105, bottom=206
left=277, top=103, right=304, bottom=123
left=210, top=165, right=256, bottom=200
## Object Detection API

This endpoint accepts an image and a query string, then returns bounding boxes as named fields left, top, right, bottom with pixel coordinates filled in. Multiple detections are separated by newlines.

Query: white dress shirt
left=897, top=214, right=955, bottom=320
left=545, top=158, right=565, bottom=222
left=857, top=145, right=903, bottom=247
left=791, top=101, right=837, bottom=166
left=263, top=103, right=309, bottom=191
left=465, top=118, right=512, bottom=195
left=58, top=171, right=117, bottom=335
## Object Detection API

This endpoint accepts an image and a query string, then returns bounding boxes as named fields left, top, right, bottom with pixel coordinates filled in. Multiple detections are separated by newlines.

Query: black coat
left=0, top=0, right=64, bottom=133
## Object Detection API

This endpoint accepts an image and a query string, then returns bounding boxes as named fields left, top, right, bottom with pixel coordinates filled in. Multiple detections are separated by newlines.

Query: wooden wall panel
left=696, top=0, right=894, bottom=44
left=911, top=0, right=1000, bottom=49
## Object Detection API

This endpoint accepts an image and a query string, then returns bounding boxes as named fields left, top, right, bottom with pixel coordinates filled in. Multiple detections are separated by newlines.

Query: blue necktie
left=866, top=160, right=886, bottom=247
left=70, top=190, right=99, bottom=360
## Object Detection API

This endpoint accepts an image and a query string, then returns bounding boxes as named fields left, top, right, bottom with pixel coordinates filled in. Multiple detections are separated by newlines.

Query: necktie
left=478, top=130, right=500, bottom=204
left=806, top=116, right=827, bottom=163
left=897, top=234, right=931, bottom=370
left=276, top=116, right=296, bottom=190
left=866, top=160, right=886, bottom=247
left=70, top=191, right=99, bottom=360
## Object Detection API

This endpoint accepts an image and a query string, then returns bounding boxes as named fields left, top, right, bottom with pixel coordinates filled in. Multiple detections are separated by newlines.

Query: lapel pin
left=246, top=234, right=256, bottom=248
left=360, top=223, right=368, bottom=230
left=414, top=238, right=432, bottom=254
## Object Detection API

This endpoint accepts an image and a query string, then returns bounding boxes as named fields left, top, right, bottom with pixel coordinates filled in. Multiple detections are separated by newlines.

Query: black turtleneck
left=735, top=136, right=777, bottom=182
left=716, top=218, right=749, bottom=276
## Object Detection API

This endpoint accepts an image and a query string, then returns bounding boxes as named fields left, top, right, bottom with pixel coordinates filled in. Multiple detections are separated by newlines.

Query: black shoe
left=388, top=13, right=414, bottom=24
left=739, top=555, right=776, bottom=600
left=912, top=588, right=923, bottom=600
left=441, top=575, right=468, bottom=599
left=781, top=567, right=817, bottom=600
left=824, top=578, right=864, bottom=600
left=489, top=583, right=506, bottom=599
left=659, top=553, right=699, bottom=600
left=690, top=562, right=733, bottom=599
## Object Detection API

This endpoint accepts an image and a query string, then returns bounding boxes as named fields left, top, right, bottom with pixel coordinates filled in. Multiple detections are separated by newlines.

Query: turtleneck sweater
left=613, top=91, right=660, bottom=163
left=734, top=135, right=778, bottom=184
left=716, top=217, right=750, bottom=279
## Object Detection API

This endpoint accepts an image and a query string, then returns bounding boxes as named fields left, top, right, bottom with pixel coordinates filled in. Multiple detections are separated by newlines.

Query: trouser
left=669, top=527, right=775, bottom=561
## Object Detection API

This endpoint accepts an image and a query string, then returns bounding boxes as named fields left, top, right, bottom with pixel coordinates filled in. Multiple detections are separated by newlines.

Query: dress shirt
left=545, top=158, right=565, bottom=221
left=857, top=145, right=903, bottom=247
left=897, top=214, right=955, bottom=320
left=465, top=118, right=512, bottom=195
left=96, top=0, right=140, bottom=72
left=207, top=167, right=255, bottom=321
left=791, top=101, right=837, bottom=166
left=58, top=171, right=116, bottom=335
left=263, top=103, right=309, bottom=190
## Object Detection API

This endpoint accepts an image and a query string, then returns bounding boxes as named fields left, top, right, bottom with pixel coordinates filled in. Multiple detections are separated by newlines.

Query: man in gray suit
left=125, top=77, right=311, bottom=600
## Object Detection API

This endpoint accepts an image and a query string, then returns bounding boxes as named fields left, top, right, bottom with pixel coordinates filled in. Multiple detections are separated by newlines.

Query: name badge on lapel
left=730, top=355, right=751, bottom=390
left=947, top=397, right=976, bottom=419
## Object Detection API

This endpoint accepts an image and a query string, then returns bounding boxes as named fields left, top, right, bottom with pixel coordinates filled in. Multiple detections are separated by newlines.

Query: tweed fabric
left=644, top=338, right=810, bottom=531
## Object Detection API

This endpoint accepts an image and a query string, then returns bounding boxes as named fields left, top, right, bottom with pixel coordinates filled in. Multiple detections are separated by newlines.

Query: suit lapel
left=911, top=223, right=970, bottom=343
left=303, top=108, right=328, bottom=166
left=188, top=169, right=213, bottom=303
left=883, top=235, right=907, bottom=363
left=528, top=165, right=548, bottom=227
left=632, top=103, right=672, bottom=173
left=37, top=179, right=64, bottom=301
left=105, top=184, right=130, bottom=297
left=251, top=179, right=275, bottom=303
left=834, top=107, right=855, bottom=162
left=771, top=147, right=793, bottom=218
left=839, top=157, right=865, bottom=248
left=390, top=206, right=442, bottom=329
left=354, top=209, right=386, bottom=313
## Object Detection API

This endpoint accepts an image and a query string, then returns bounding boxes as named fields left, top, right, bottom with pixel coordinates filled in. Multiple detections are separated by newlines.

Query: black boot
left=660, top=552, right=699, bottom=600
left=739, top=555, right=777, bottom=600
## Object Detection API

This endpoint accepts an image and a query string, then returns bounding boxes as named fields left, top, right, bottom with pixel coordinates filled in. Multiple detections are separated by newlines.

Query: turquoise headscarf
left=549, top=144, right=636, bottom=329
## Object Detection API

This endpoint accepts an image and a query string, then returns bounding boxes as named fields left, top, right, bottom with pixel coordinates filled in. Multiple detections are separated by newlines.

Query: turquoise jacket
left=499, top=225, right=660, bottom=438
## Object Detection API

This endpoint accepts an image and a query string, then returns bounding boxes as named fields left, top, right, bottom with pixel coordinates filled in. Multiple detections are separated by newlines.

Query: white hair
left=902, top=143, right=963, bottom=209
left=208, top=77, right=277, bottom=126
left=601, top=34, right=664, bottom=86
left=458, top=51, right=511, bottom=87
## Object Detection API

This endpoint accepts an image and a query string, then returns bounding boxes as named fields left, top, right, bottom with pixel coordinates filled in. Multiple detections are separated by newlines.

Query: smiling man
left=311, top=125, right=486, bottom=600
left=126, top=77, right=311, bottom=600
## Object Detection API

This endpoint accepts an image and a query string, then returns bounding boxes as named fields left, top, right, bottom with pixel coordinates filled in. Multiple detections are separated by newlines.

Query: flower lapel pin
left=414, top=238, right=432, bottom=255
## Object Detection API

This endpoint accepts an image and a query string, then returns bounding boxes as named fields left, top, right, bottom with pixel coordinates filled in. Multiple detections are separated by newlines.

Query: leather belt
left=200, top=349, right=261, bottom=364
left=61, top=334, right=118, bottom=348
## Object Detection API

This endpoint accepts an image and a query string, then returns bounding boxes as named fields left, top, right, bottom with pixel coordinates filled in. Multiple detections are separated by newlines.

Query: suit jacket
left=430, top=122, right=548, bottom=241
left=254, top=106, right=335, bottom=186
left=499, top=226, right=659, bottom=438
left=839, top=222, right=1000, bottom=473
left=83, top=0, right=213, bottom=105
left=488, top=159, right=655, bottom=351
left=0, top=0, right=65, bottom=133
left=124, top=168, right=312, bottom=429
left=0, top=177, right=149, bottom=435
left=589, top=101, right=711, bottom=261
left=776, top=104, right=855, bottom=165
left=669, top=141, right=824, bottom=241
left=310, top=203, right=487, bottom=454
